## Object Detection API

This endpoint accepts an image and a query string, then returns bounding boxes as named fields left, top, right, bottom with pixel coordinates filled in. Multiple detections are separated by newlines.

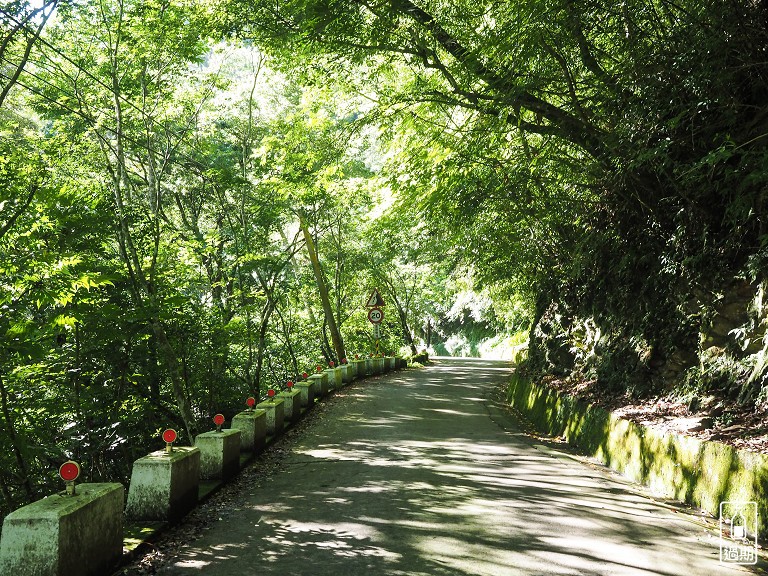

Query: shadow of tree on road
left=160, top=359, right=760, bottom=576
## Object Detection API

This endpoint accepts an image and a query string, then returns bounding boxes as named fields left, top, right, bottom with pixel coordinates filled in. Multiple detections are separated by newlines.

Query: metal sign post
left=373, top=323, right=381, bottom=354
left=367, top=305, right=384, bottom=356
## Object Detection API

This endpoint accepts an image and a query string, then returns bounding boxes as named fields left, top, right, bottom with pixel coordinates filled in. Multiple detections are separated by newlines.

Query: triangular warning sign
left=366, top=288, right=385, bottom=307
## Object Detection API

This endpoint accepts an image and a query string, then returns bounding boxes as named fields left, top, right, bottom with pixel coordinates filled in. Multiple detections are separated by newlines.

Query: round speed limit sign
left=367, top=307, right=384, bottom=324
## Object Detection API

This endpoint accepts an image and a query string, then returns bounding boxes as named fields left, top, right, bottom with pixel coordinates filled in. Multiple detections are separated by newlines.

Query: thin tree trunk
left=0, top=1, right=57, bottom=109
left=397, top=304, right=418, bottom=355
left=102, top=15, right=196, bottom=442
left=0, top=374, right=34, bottom=500
left=300, top=215, right=346, bottom=361
left=149, top=321, right=198, bottom=443
left=0, top=472, right=13, bottom=512
left=274, top=303, right=299, bottom=377
left=253, top=299, right=276, bottom=396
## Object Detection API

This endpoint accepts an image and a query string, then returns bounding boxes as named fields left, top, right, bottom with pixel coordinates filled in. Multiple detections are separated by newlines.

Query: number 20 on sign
left=368, top=307, right=383, bottom=324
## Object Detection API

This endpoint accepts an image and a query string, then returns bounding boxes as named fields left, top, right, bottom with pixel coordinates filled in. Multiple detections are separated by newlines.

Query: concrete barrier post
left=0, top=483, right=124, bottom=576
left=364, top=357, right=373, bottom=376
left=339, top=364, right=350, bottom=384
left=333, top=367, right=343, bottom=388
left=257, top=398, right=285, bottom=435
left=309, top=372, right=329, bottom=397
left=385, top=356, right=395, bottom=371
left=294, top=380, right=315, bottom=408
left=278, top=389, right=302, bottom=422
left=231, top=409, right=267, bottom=452
left=374, top=356, right=385, bottom=374
left=323, top=368, right=337, bottom=391
left=195, top=428, right=241, bottom=481
left=125, top=446, right=200, bottom=521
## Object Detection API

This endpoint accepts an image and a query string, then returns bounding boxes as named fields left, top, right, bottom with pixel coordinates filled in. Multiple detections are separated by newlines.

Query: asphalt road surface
left=158, top=358, right=762, bottom=576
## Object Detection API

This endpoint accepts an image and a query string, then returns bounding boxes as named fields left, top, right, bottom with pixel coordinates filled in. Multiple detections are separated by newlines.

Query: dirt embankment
left=539, top=375, right=768, bottom=454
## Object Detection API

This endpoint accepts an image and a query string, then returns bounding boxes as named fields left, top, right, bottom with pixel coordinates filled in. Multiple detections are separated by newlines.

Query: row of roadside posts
left=0, top=290, right=401, bottom=576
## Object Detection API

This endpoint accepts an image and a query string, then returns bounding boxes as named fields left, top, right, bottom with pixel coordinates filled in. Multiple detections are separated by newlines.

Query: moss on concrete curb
left=506, top=373, right=768, bottom=537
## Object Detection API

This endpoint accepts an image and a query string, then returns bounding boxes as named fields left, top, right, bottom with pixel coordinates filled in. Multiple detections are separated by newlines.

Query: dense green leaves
left=220, top=0, right=768, bottom=398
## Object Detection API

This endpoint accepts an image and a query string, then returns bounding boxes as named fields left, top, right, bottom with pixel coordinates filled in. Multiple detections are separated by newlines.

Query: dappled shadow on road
left=161, top=360, right=752, bottom=576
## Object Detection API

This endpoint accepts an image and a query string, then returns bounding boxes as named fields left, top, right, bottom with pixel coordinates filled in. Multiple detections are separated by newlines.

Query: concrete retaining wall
left=506, top=374, right=768, bottom=536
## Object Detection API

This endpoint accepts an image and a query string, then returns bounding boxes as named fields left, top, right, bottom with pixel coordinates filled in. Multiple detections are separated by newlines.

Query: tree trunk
left=149, top=321, right=197, bottom=443
left=0, top=472, right=14, bottom=513
left=275, top=304, right=299, bottom=377
left=300, top=215, right=346, bottom=361
left=393, top=297, right=417, bottom=355
left=253, top=298, right=276, bottom=396
left=0, top=374, right=34, bottom=501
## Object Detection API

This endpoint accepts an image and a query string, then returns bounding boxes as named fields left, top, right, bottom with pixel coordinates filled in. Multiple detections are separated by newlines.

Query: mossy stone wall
left=507, top=374, right=768, bottom=536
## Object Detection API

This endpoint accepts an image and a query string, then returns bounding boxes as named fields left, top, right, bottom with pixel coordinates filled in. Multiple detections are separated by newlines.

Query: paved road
left=159, top=358, right=760, bottom=576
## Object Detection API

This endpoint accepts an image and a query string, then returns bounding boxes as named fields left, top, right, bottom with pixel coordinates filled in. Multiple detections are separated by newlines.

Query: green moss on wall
left=507, top=373, right=768, bottom=537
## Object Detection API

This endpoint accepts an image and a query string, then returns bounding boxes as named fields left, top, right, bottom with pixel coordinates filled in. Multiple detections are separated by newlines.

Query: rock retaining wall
left=506, top=373, right=768, bottom=536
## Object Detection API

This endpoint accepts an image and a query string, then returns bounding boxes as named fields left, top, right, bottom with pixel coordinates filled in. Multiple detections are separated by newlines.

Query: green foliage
left=224, top=0, right=768, bottom=398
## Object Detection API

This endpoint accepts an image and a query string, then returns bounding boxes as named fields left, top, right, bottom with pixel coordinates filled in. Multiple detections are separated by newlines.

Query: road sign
left=365, top=288, right=385, bottom=307
left=373, top=323, right=381, bottom=339
left=368, top=307, right=384, bottom=324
